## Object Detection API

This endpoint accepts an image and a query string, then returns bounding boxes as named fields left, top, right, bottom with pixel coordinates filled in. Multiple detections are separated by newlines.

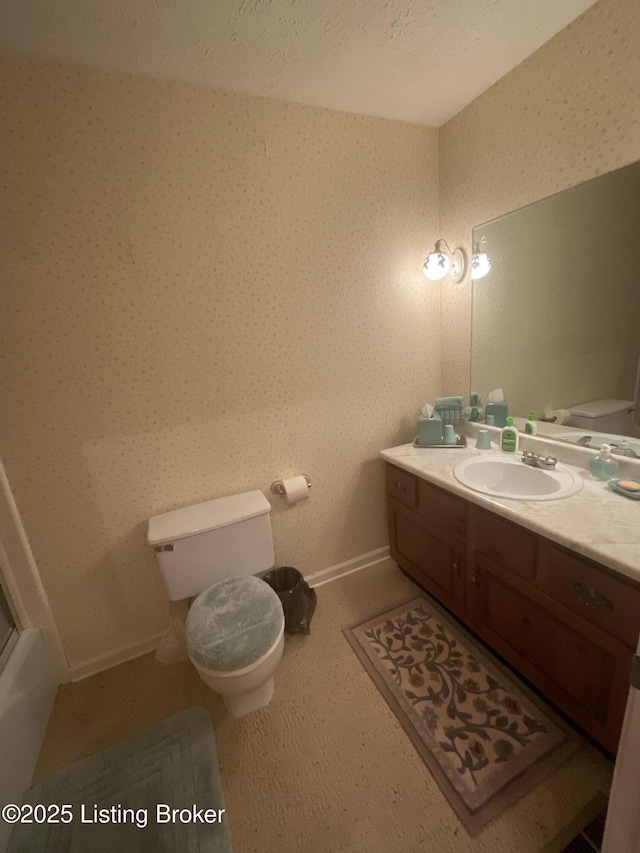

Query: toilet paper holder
left=270, top=474, right=312, bottom=496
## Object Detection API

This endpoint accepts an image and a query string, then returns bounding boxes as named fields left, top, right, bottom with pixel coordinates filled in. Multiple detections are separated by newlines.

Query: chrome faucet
left=522, top=449, right=558, bottom=469
left=611, top=441, right=639, bottom=459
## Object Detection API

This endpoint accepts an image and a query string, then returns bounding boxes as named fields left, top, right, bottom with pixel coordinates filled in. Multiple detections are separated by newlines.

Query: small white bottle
left=500, top=417, right=520, bottom=453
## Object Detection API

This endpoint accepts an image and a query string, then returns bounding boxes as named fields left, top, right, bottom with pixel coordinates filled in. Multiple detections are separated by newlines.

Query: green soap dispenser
left=588, top=444, right=620, bottom=481
left=524, top=411, right=538, bottom=435
left=500, top=417, right=520, bottom=453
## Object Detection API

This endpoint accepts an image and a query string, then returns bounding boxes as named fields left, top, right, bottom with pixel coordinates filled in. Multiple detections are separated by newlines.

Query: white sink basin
left=453, top=455, right=583, bottom=501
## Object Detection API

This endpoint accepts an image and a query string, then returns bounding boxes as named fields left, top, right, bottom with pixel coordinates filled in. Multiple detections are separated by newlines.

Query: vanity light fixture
left=471, top=240, right=491, bottom=280
left=423, top=239, right=467, bottom=283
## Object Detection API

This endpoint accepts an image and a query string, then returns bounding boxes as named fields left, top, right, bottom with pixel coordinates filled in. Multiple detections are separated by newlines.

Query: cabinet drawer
left=469, top=506, right=536, bottom=582
left=537, top=540, right=640, bottom=649
left=417, top=479, right=466, bottom=539
left=385, top=465, right=418, bottom=510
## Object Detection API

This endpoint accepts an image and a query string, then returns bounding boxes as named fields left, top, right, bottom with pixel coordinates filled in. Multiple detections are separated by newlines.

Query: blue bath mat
left=8, top=707, right=233, bottom=853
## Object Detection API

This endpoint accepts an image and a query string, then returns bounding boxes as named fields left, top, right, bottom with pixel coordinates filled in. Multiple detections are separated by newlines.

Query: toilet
left=566, top=398, right=634, bottom=435
left=147, top=490, right=285, bottom=717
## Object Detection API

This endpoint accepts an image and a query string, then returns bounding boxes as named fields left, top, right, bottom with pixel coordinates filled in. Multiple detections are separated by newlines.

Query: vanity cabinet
left=385, top=462, right=640, bottom=753
left=385, top=465, right=465, bottom=618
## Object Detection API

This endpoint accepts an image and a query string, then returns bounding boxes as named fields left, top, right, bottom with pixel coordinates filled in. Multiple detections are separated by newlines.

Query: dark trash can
left=262, top=566, right=317, bottom=635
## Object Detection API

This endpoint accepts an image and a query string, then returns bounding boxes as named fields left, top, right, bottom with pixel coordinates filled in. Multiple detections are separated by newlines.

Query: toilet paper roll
left=549, top=408, right=571, bottom=425
left=283, top=475, right=310, bottom=505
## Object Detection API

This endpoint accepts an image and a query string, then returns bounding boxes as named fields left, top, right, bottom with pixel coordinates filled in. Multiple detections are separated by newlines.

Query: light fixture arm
left=434, top=239, right=455, bottom=256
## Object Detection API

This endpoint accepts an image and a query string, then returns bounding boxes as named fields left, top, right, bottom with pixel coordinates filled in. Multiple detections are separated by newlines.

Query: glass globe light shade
left=423, top=250, right=450, bottom=281
left=471, top=250, right=491, bottom=280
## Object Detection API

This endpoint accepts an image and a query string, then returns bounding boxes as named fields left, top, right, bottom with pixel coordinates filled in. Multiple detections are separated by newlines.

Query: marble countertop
left=380, top=432, right=640, bottom=586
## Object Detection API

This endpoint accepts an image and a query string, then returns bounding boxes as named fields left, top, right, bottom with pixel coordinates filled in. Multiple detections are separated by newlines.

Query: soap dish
left=413, top=435, right=467, bottom=449
left=607, top=478, right=640, bottom=499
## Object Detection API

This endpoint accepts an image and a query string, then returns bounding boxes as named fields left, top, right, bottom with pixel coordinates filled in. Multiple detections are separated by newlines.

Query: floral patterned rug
left=344, top=595, right=582, bottom=836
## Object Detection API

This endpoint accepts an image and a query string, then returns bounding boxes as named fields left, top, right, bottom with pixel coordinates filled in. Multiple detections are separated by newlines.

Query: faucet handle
left=521, top=449, right=557, bottom=469
left=539, top=454, right=558, bottom=469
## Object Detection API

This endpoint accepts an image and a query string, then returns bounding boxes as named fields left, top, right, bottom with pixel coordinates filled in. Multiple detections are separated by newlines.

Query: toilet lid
left=186, top=576, right=284, bottom=672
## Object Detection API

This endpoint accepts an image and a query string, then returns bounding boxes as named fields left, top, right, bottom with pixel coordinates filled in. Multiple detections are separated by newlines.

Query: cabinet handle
left=453, top=560, right=462, bottom=578
left=471, top=571, right=480, bottom=586
left=571, top=581, right=614, bottom=614
left=394, top=482, right=407, bottom=493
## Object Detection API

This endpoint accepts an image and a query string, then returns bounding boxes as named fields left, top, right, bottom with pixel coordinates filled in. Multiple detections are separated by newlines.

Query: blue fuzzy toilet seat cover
left=186, top=576, right=284, bottom=671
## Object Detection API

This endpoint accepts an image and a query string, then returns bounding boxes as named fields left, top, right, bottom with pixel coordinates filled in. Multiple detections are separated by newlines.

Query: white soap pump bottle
left=500, top=417, right=520, bottom=453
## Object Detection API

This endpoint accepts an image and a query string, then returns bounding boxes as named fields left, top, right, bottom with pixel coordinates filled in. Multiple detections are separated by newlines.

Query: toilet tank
left=567, top=399, right=634, bottom=434
left=147, top=491, right=275, bottom=601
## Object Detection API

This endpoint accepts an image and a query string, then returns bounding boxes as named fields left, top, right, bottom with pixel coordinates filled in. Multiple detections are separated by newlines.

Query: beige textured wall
left=439, top=0, right=640, bottom=396
left=0, top=57, right=440, bottom=669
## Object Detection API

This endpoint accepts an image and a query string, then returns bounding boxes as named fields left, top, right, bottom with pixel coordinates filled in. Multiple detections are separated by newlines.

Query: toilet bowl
left=191, top=629, right=285, bottom=717
left=184, top=573, right=284, bottom=716
left=147, top=490, right=284, bottom=717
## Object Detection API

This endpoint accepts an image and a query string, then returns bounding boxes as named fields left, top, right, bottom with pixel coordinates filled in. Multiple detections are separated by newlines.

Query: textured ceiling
left=0, top=0, right=598, bottom=125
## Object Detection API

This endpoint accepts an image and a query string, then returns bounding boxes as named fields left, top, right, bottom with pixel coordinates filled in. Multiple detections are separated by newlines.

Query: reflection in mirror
left=471, top=160, right=640, bottom=450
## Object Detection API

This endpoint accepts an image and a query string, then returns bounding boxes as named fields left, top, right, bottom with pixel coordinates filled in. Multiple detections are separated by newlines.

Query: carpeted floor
left=35, top=560, right=613, bottom=853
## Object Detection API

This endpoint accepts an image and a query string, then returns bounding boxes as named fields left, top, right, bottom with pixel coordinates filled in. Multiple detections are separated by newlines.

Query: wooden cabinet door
left=471, top=553, right=631, bottom=752
left=387, top=497, right=465, bottom=618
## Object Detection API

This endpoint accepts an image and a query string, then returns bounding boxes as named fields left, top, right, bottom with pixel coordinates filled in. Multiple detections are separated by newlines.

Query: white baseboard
left=69, top=546, right=391, bottom=681
left=68, top=632, right=165, bottom=682
left=304, top=545, right=390, bottom=589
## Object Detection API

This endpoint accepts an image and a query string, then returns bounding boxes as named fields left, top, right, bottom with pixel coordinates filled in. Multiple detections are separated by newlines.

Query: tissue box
left=485, top=402, right=508, bottom=428
left=418, top=415, right=443, bottom=445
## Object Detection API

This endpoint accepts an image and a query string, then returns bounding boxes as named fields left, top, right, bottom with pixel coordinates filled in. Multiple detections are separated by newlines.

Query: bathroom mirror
left=470, top=159, right=640, bottom=445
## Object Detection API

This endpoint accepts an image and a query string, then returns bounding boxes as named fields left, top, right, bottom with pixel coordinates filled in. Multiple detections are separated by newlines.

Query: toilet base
left=222, top=677, right=275, bottom=717
left=189, top=628, right=284, bottom=718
